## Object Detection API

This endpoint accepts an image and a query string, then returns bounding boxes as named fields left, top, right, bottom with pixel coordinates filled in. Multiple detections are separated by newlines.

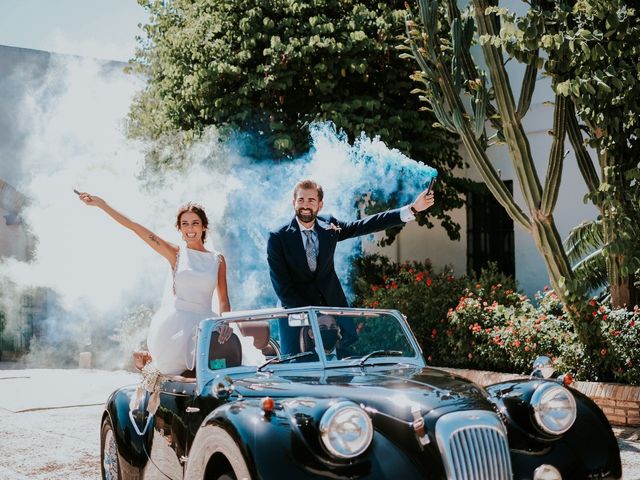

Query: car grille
left=435, top=410, right=512, bottom=480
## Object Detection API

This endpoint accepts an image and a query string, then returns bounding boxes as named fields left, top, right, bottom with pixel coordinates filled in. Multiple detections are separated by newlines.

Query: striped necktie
left=303, top=230, right=317, bottom=272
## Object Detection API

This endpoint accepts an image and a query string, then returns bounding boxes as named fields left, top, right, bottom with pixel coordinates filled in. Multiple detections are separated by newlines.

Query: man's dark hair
left=293, top=179, right=324, bottom=201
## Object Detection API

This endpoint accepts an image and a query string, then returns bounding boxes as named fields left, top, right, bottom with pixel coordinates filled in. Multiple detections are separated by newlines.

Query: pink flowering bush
left=597, top=305, right=640, bottom=384
left=353, top=254, right=640, bottom=384
left=352, top=255, right=515, bottom=366
left=445, top=289, right=640, bottom=383
left=447, top=288, right=580, bottom=372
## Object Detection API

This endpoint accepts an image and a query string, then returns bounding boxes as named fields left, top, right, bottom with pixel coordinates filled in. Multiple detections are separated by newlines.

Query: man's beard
left=296, top=208, right=317, bottom=223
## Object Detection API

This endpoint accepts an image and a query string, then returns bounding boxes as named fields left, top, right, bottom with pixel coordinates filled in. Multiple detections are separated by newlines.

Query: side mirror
left=288, top=313, right=309, bottom=327
left=531, top=355, right=554, bottom=379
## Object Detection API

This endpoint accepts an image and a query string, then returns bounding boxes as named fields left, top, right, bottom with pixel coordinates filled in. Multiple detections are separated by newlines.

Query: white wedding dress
left=147, top=245, right=221, bottom=375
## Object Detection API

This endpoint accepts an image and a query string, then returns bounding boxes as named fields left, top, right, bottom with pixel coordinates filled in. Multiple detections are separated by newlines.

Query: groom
left=267, top=178, right=435, bottom=354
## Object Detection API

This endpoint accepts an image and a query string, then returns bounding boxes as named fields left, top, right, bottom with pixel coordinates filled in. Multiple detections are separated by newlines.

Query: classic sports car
left=101, top=307, right=622, bottom=480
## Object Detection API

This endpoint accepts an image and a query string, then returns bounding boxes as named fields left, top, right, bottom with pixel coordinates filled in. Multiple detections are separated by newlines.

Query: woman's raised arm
left=77, top=191, right=178, bottom=268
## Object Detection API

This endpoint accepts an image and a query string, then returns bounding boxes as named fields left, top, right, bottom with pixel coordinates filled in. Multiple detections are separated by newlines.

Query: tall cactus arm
left=472, top=0, right=543, bottom=210
left=540, top=94, right=568, bottom=214
left=410, top=0, right=530, bottom=230
left=452, top=18, right=464, bottom=92
left=566, top=100, right=600, bottom=194
left=531, top=212, right=576, bottom=293
left=431, top=98, right=458, bottom=132
left=418, top=0, right=439, bottom=53
left=432, top=57, right=531, bottom=229
left=473, top=72, right=489, bottom=139
left=517, top=58, right=538, bottom=118
left=458, top=120, right=532, bottom=230
left=407, top=39, right=458, bottom=133
left=445, top=0, right=503, bottom=132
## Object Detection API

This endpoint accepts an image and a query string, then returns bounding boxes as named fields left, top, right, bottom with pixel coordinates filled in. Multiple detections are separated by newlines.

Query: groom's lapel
left=315, top=217, right=333, bottom=270
left=285, top=217, right=310, bottom=273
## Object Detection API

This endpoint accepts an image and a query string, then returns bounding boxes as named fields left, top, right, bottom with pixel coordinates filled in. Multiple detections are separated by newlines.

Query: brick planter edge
left=439, top=367, right=640, bottom=427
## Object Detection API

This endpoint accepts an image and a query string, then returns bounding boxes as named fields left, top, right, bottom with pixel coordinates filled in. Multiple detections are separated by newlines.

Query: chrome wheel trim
left=103, top=427, right=119, bottom=480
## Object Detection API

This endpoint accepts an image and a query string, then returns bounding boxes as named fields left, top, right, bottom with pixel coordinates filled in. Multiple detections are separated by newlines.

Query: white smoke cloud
left=2, top=53, right=436, bottom=367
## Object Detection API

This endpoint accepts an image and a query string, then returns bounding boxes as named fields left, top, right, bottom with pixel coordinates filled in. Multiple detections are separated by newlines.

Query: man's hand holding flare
left=410, top=185, right=436, bottom=214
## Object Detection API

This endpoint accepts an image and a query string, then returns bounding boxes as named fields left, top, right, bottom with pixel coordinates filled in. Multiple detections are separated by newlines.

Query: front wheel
left=190, top=425, right=251, bottom=480
left=101, top=416, right=121, bottom=480
left=216, top=474, right=236, bottom=480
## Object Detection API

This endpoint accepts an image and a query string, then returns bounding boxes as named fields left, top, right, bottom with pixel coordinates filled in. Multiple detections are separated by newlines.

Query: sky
left=0, top=0, right=148, bottom=61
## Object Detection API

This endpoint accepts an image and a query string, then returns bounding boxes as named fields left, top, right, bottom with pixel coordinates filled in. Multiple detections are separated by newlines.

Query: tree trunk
left=601, top=149, right=639, bottom=309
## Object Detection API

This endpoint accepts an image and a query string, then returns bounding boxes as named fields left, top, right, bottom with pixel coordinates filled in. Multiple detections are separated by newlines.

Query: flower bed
left=352, top=254, right=640, bottom=385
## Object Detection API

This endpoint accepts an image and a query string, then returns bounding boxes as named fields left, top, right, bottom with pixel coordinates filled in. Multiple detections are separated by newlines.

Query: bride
left=77, top=192, right=233, bottom=375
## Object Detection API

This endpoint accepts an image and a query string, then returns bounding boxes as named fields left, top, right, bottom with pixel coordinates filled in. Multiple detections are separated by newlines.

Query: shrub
left=598, top=305, right=640, bottom=384
left=445, top=289, right=640, bottom=383
left=352, top=254, right=640, bottom=384
left=352, top=255, right=517, bottom=366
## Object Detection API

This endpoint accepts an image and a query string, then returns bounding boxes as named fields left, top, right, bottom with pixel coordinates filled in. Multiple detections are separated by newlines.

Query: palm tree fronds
left=564, top=219, right=604, bottom=264
left=572, top=249, right=608, bottom=290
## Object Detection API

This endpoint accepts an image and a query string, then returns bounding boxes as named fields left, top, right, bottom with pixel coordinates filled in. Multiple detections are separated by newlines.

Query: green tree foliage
left=129, top=0, right=466, bottom=239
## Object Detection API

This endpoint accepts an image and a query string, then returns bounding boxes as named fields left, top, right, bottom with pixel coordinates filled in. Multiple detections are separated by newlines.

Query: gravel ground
left=0, top=367, right=638, bottom=479
left=0, top=367, right=137, bottom=480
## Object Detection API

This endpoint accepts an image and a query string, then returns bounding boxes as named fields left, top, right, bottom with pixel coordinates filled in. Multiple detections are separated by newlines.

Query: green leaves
left=129, top=0, right=465, bottom=240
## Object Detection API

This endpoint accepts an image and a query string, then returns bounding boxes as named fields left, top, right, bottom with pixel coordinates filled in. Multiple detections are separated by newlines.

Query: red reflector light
left=261, top=396, right=275, bottom=413
left=562, top=373, right=573, bottom=386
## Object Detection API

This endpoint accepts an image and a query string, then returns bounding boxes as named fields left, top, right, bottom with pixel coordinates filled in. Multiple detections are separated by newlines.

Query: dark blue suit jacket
left=267, top=208, right=405, bottom=308
left=267, top=208, right=405, bottom=354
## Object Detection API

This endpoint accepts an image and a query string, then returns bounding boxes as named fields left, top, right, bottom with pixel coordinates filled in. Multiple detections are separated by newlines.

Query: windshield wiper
left=358, top=350, right=403, bottom=367
left=257, top=351, right=315, bottom=372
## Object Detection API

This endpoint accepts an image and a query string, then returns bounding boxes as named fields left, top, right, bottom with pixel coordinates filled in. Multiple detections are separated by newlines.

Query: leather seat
left=239, top=321, right=278, bottom=357
left=238, top=321, right=270, bottom=350
left=208, top=330, right=242, bottom=369
left=300, top=326, right=314, bottom=353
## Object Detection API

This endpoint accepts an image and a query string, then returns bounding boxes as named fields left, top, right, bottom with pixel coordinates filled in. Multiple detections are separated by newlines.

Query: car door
left=142, top=378, right=197, bottom=480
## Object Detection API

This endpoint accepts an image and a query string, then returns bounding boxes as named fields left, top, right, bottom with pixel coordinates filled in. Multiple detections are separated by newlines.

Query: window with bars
left=466, top=182, right=515, bottom=277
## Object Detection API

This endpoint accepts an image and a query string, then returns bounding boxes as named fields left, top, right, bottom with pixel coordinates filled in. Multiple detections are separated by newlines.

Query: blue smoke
left=209, top=121, right=437, bottom=309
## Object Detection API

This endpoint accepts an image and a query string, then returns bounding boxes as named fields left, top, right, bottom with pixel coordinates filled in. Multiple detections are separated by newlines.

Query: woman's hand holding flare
left=76, top=190, right=106, bottom=209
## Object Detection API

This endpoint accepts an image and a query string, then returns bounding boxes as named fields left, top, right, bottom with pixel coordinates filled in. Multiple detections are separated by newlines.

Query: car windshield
left=202, top=310, right=419, bottom=372
left=308, top=311, right=418, bottom=364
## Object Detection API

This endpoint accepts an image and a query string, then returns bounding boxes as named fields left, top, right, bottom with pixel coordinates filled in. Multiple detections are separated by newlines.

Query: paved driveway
left=0, top=367, right=638, bottom=479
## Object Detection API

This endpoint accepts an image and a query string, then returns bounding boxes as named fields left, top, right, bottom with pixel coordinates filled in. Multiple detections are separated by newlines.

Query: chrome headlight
left=319, top=401, right=373, bottom=458
left=531, top=383, right=576, bottom=435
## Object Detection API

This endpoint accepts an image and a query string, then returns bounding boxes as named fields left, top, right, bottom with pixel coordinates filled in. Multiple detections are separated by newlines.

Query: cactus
left=406, top=0, right=600, bottom=349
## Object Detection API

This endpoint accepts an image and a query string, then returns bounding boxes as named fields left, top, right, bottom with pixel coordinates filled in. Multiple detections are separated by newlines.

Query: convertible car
left=101, top=307, right=622, bottom=480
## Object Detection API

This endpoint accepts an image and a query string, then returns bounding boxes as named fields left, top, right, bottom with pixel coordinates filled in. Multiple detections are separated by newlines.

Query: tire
left=188, top=425, right=251, bottom=480
left=101, top=416, right=122, bottom=480
left=216, top=474, right=236, bottom=480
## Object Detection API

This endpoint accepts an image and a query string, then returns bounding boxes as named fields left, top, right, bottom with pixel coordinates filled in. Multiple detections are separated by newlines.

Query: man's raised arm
left=335, top=186, right=436, bottom=241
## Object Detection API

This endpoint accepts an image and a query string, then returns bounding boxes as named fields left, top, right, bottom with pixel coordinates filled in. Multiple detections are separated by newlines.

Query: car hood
left=229, top=365, right=491, bottom=420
